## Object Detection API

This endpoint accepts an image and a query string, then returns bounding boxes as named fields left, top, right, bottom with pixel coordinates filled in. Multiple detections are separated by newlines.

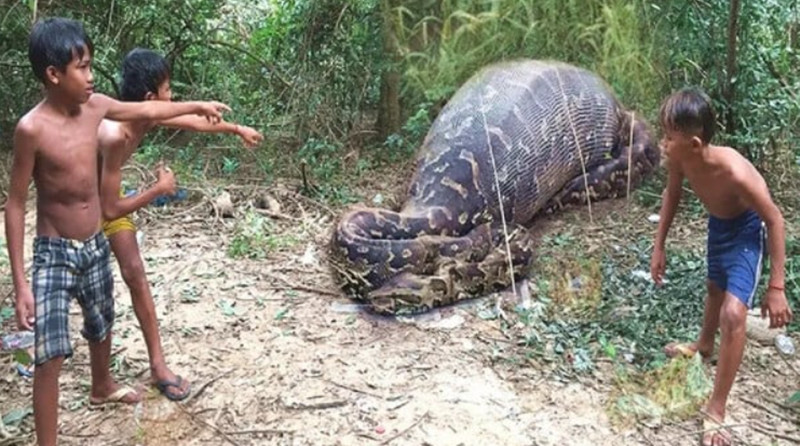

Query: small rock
left=330, top=301, right=368, bottom=313
left=775, top=334, right=796, bottom=356
left=424, top=314, right=465, bottom=330
left=214, top=191, right=235, bottom=218
left=568, top=276, right=583, bottom=291
left=300, top=244, right=317, bottom=266
left=255, top=193, right=282, bottom=214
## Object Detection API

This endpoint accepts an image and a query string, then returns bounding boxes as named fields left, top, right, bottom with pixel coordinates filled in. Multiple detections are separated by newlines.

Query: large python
left=329, top=59, right=660, bottom=315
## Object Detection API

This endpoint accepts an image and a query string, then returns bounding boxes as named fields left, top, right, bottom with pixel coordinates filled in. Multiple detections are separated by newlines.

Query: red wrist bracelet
left=768, top=284, right=785, bottom=291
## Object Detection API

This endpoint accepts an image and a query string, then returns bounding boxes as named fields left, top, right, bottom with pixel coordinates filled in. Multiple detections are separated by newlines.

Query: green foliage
left=379, top=101, right=432, bottom=161
left=653, top=0, right=800, bottom=165
left=611, top=354, right=711, bottom=426
left=595, top=245, right=706, bottom=369
left=227, top=209, right=299, bottom=259
left=394, top=0, right=663, bottom=119
left=510, top=234, right=707, bottom=373
left=296, top=137, right=360, bottom=203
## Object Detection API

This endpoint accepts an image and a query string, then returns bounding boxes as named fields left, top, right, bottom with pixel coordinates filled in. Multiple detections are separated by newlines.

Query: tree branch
left=204, top=39, right=293, bottom=88
left=92, top=63, right=120, bottom=98
left=755, top=47, right=798, bottom=102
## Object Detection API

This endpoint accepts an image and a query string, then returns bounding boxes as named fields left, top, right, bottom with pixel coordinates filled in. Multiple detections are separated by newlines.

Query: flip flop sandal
left=154, top=375, right=191, bottom=402
left=88, top=385, right=139, bottom=409
left=15, top=363, right=34, bottom=378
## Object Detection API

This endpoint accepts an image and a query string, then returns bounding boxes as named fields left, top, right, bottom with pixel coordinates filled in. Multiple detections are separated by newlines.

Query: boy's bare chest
left=36, top=125, right=99, bottom=182
left=684, top=171, right=745, bottom=216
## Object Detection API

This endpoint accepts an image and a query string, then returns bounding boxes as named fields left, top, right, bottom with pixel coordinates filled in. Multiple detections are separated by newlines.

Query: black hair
left=659, top=87, right=716, bottom=144
left=119, top=48, right=171, bottom=101
left=28, top=17, right=94, bottom=83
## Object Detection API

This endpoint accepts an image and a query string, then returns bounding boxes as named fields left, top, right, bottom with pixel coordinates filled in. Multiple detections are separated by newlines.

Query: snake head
left=368, top=272, right=452, bottom=315
left=617, top=111, right=661, bottom=184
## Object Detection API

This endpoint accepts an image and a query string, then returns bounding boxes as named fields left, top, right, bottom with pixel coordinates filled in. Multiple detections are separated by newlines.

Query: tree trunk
left=377, top=0, right=402, bottom=141
left=723, top=0, right=741, bottom=138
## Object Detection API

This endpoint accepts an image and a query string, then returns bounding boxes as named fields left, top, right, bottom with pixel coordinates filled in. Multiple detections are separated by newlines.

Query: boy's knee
left=719, top=296, right=748, bottom=333
left=34, top=355, right=65, bottom=376
left=119, top=257, right=146, bottom=285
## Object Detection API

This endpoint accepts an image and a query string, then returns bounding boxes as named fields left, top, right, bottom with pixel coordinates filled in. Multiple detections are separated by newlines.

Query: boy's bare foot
left=152, top=366, right=191, bottom=401
left=89, top=383, right=141, bottom=406
left=663, top=341, right=713, bottom=360
left=701, top=412, right=732, bottom=446
left=664, top=341, right=698, bottom=357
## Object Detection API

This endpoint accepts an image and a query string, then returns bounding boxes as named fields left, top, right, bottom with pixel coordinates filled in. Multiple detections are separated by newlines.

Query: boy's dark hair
left=119, top=48, right=171, bottom=102
left=28, top=17, right=94, bottom=83
left=659, top=87, right=716, bottom=144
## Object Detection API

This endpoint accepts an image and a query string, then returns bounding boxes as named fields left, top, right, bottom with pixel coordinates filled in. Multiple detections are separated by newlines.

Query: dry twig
left=176, top=404, right=240, bottom=446
left=740, top=397, right=797, bottom=424
left=380, top=411, right=430, bottom=445
left=750, top=422, right=800, bottom=444
left=186, top=368, right=235, bottom=406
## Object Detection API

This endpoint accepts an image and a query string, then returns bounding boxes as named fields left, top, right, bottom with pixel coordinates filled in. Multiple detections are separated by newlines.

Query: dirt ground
left=1, top=178, right=798, bottom=446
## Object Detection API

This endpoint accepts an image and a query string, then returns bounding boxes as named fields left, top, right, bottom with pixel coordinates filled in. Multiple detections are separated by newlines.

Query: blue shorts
left=707, top=209, right=765, bottom=308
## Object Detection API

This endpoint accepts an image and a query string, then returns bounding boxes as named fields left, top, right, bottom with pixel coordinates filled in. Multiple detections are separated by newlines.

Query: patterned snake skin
left=329, top=60, right=660, bottom=315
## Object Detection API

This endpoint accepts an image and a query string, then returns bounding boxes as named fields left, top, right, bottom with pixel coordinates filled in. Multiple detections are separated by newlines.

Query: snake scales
left=328, top=59, right=660, bottom=315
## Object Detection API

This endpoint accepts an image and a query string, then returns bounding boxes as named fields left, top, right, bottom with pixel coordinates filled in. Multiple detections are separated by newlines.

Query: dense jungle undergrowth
left=1, top=0, right=799, bottom=440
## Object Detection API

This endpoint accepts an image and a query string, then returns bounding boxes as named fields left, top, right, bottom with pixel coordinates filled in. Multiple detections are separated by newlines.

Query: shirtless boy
left=650, top=87, right=793, bottom=446
left=6, top=17, right=228, bottom=446
left=98, top=48, right=262, bottom=400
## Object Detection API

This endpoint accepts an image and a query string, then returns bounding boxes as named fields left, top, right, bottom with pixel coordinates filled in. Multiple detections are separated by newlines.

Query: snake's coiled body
left=329, top=60, right=660, bottom=315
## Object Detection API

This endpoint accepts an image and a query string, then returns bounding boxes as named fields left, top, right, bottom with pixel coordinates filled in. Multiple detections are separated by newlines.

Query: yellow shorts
left=101, top=190, right=137, bottom=237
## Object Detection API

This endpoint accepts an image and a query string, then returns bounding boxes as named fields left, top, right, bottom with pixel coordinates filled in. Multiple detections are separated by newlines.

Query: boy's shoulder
left=712, top=144, right=761, bottom=186
left=14, top=102, right=46, bottom=141
left=85, top=93, right=114, bottom=113
left=98, top=119, right=131, bottom=150
left=714, top=144, right=752, bottom=170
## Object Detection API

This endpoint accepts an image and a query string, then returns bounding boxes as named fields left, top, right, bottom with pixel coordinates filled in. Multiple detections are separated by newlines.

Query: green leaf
left=274, top=308, right=290, bottom=321
left=219, top=299, right=238, bottom=317
left=787, top=390, right=800, bottom=406
left=13, top=349, right=31, bottom=366
left=686, top=354, right=713, bottom=399
left=2, top=407, right=33, bottom=426
left=615, top=394, right=664, bottom=419
left=0, top=306, right=14, bottom=321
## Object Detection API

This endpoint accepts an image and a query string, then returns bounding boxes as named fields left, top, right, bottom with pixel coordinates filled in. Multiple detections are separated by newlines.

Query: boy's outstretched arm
left=100, top=146, right=175, bottom=221
left=157, top=115, right=264, bottom=148
left=5, top=120, right=37, bottom=330
left=651, top=163, right=684, bottom=285
left=738, top=169, right=793, bottom=328
left=91, top=94, right=230, bottom=123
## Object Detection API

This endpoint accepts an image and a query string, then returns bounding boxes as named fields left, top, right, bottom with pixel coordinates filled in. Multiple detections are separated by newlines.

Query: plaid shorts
left=32, top=231, right=114, bottom=365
